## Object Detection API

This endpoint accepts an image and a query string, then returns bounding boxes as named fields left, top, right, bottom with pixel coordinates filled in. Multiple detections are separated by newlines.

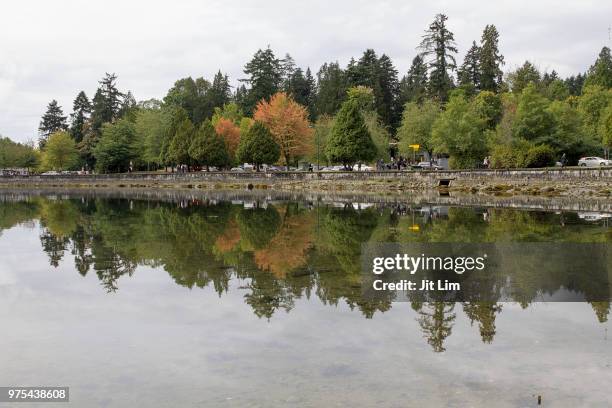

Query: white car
left=578, top=157, right=612, bottom=167
left=417, top=161, right=444, bottom=170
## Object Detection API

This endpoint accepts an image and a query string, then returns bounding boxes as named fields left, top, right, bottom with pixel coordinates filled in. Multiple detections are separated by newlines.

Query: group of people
left=376, top=156, right=410, bottom=171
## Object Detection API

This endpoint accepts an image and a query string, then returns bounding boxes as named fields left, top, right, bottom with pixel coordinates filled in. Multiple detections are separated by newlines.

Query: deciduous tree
left=253, top=92, right=312, bottom=169
left=42, top=131, right=79, bottom=171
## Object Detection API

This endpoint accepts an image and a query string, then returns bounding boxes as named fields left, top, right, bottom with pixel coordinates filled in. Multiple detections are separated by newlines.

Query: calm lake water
left=0, top=190, right=610, bottom=407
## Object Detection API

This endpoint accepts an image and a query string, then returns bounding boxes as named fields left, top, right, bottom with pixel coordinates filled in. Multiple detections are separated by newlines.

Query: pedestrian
left=560, top=153, right=567, bottom=167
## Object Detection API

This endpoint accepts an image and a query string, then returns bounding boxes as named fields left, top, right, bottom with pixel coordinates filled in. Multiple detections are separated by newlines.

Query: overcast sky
left=1, top=0, right=611, bottom=143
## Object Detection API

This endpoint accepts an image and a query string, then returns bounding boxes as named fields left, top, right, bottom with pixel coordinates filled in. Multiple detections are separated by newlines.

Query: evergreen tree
left=565, top=73, right=586, bottom=96
left=304, top=67, right=317, bottom=119
left=39, top=100, right=68, bottom=148
left=345, top=49, right=399, bottom=129
left=326, top=99, right=376, bottom=168
left=241, top=47, right=283, bottom=114
left=479, top=24, right=504, bottom=92
left=286, top=68, right=311, bottom=112
left=315, top=61, right=347, bottom=116
left=188, top=119, right=230, bottom=171
left=458, top=41, right=481, bottom=91
left=280, top=53, right=297, bottom=90
left=91, top=73, right=124, bottom=131
left=234, top=84, right=249, bottom=113
left=118, top=91, right=137, bottom=120
left=377, top=54, right=400, bottom=129
left=398, top=55, right=428, bottom=105
left=236, top=121, right=280, bottom=171
left=69, top=91, right=91, bottom=144
left=508, top=61, right=541, bottom=94
left=541, top=70, right=559, bottom=88
left=209, top=71, right=232, bottom=110
left=584, top=46, right=612, bottom=89
left=168, top=117, right=195, bottom=167
left=419, top=13, right=458, bottom=102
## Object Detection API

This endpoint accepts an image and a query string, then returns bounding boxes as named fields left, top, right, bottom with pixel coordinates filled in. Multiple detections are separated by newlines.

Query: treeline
left=18, top=14, right=612, bottom=172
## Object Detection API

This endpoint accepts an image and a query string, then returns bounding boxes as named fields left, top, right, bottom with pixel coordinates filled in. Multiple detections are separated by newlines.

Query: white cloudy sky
left=1, top=0, right=611, bottom=143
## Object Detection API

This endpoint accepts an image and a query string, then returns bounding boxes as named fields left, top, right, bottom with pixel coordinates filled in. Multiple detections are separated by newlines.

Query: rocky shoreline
left=1, top=167, right=610, bottom=200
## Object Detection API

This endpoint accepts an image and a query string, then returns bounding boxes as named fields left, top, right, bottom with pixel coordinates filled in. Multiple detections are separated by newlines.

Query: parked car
left=416, top=161, right=444, bottom=170
left=230, top=167, right=245, bottom=172
left=577, top=157, right=612, bottom=167
left=41, top=171, right=60, bottom=175
left=352, top=164, right=374, bottom=171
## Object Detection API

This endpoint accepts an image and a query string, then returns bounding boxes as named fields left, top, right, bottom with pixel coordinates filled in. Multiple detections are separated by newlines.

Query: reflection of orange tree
left=253, top=207, right=315, bottom=278
left=213, top=219, right=241, bottom=254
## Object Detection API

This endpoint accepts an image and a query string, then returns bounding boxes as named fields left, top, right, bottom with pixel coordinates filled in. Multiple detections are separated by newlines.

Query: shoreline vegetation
left=1, top=167, right=610, bottom=203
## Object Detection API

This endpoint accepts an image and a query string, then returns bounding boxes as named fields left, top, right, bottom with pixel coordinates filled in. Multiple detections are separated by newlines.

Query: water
left=0, top=190, right=610, bottom=407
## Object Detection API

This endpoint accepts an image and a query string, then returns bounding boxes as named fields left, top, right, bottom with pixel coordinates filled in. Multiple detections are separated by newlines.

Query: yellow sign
left=409, top=144, right=420, bottom=151
left=408, top=224, right=420, bottom=232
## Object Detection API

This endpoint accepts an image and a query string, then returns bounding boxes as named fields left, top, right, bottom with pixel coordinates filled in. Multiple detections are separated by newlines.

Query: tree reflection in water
left=0, top=195, right=609, bottom=352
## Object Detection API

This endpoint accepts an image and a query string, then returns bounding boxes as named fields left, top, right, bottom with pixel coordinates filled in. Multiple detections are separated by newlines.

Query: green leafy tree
left=547, top=99, right=596, bottom=161
left=598, top=103, right=612, bottom=151
left=432, top=91, right=487, bottom=168
left=38, top=100, right=68, bottom=148
left=69, top=91, right=91, bottom=143
left=583, top=46, right=612, bottom=90
left=164, top=76, right=212, bottom=125
left=307, top=115, right=335, bottom=167
left=42, top=131, right=79, bottom=171
left=188, top=119, right=231, bottom=171
left=578, top=85, right=612, bottom=142
left=0, top=137, right=40, bottom=169
left=419, top=13, right=458, bottom=102
left=472, top=91, right=502, bottom=129
left=545, top=79, right=570, bottom=101
left=513, top=83, right=554, bottom=142
left=93, top=119, right=138, bottom=173
left=398, top=55, right=428, bottom=105
left=211, top=103, right=244, bottom=126
left=326, top=99, right=376, bottom=168
left=236, top=121, right=280, bottom=171
left=398, top=100, right=441, bottom=161
left=135, top=107, right=167, bottom=168
left=478, top=24, right=504, bottom=92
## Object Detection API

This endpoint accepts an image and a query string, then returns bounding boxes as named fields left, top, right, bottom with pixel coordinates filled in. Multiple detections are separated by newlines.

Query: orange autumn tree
left=214, top=118, right=241, bottom=162
left=253, top=92, right=313, bottom=169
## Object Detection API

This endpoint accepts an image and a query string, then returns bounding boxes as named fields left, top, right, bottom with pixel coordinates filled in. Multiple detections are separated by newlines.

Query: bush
left=525, top=144, right=555, bottom=168
left=490, top=140, right=555, bottom=168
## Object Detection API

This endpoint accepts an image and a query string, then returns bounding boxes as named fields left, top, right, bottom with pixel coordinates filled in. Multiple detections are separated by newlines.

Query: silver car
left=578, top=157, right=612, bottom=167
